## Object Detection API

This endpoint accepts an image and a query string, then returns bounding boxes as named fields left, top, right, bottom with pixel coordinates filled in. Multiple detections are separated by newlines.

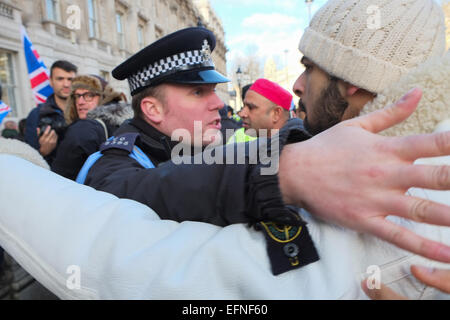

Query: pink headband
left=249, top=79, right=293, bottom=110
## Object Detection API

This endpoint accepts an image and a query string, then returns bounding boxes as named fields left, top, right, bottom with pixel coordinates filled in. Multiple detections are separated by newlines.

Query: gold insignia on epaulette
left=260, top=222, right=302, bottom=243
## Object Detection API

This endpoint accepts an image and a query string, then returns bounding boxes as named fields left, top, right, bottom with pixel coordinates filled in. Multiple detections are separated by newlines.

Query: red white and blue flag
left=21, top=26, right=53, bottom=105
left=0, top=100, right=11, bottom=125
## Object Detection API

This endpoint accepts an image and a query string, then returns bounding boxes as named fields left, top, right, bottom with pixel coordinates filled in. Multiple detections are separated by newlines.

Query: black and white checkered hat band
left=128, top=49, right=214, bottom=93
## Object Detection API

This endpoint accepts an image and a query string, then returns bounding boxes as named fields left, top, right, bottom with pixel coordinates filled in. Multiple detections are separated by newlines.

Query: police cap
left=112, top=27, right=230, bottom=96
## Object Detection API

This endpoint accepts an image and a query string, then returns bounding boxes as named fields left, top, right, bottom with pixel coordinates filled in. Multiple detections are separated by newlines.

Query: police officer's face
left=159, top=83, right=224, bottom=146
left=241, top=90, right=276, bottom=137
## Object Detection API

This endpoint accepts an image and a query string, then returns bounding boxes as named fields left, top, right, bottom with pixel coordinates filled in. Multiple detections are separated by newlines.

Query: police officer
left=81, top=27, right=305, bottom=225
left=79, top=27, right=317, bottom=274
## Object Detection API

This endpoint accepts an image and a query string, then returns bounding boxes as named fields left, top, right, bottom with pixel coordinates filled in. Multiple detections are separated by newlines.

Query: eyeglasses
left=73, top=92, right=99, bottom=102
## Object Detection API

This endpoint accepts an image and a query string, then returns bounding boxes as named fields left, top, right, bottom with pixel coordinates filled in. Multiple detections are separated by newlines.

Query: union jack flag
left=0, top=100, right=11, bottom=125
left=21, top=26, right=53, bottom=105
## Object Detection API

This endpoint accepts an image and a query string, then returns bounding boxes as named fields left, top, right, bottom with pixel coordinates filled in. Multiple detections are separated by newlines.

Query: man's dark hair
left=241, top=84, right=252, bottom=101
left=50, top=60, right=78, bottom=77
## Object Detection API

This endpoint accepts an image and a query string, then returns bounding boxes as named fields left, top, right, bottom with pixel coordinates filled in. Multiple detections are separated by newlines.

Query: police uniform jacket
left=84, top=117, right=311, bottom=227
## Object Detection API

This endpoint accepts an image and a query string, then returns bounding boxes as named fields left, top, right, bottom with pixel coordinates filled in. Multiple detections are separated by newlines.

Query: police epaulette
left=100, top=133, right=140, bottom=154
left=255, top=213, right=320, bottom=276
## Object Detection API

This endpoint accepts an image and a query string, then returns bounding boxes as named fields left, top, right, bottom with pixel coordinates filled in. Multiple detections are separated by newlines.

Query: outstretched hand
left=279, top=88, right=450, bottom=262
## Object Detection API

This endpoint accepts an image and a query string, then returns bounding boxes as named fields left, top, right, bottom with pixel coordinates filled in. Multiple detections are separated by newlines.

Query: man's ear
left=337, top=80, right=359, bottom=98
left=271, top=106, right=282, bottom=123
left=340, top=82, right=376, bottom=121
left=345, top=84, right=359, bottom=97
left=141, top=96, right=164, bottom=124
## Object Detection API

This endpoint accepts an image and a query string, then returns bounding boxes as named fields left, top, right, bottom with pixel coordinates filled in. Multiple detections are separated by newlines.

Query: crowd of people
left=0, top=0, right=449, bottom=300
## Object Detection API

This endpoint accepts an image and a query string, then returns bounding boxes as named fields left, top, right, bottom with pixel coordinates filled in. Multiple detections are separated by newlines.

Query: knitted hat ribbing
left=299, top=0, right=446, bottom=93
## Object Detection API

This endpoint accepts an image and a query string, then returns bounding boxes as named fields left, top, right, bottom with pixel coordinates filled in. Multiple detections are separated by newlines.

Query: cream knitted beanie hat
left=299, top=0, right=446, bottom=93
left=360, top=51, right=450, bottom=137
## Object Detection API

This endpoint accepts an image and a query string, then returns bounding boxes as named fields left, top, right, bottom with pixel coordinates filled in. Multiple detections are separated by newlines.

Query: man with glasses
left=51, top=75, right=129, bottom=181
left=71, top=90, right=101, bottom=120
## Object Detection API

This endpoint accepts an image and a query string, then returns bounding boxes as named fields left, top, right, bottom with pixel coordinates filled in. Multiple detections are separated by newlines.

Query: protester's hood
left=86, top=102, right=133, bottom=127
left=361, top=51, right=450, bottom=137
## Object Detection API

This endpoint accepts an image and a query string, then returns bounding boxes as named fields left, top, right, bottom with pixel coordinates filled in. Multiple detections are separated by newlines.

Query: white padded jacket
left=0, top=132, right=448, bottom=299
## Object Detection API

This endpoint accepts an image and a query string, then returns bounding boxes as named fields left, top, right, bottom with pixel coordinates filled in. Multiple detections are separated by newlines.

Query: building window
left=100, top=70, right=110, bottom=83
left=116, top=12, right=125, bottom=49
left=45, top=0, right=60, bottom=22
left=0, top=2, right=14, bottom=20
left=138, top=25, right=145, bottom=49
left=87, top=0, right=98, bottom=38
left=0, top=50, right=17, bottom=117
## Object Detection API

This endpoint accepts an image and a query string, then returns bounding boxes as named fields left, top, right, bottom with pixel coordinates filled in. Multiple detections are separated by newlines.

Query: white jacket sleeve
left=0, top=154, right=359, bottom=300
left=0, top=151, right=449, bottom=299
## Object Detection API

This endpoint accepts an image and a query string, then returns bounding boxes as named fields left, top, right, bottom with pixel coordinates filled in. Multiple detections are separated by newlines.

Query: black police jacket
left=85, top=117, right=312, bottom=227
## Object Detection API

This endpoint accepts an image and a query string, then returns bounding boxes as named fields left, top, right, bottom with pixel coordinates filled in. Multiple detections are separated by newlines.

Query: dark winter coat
left=24, top=94, right=66, bottom=165
left=51, top=103, right=133, bottom=180
left=219, top=106, right=241, bottom=143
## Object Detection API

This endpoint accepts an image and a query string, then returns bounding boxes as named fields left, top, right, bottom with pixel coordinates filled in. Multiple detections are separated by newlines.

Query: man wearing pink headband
left=240, top=78, right=292, bottom=138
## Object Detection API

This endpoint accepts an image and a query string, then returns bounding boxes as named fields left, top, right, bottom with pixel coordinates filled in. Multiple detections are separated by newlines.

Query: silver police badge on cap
left=201, top=39, right=212, bottom=61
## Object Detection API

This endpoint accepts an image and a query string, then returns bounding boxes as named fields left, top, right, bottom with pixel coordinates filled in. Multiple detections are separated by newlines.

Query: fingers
left=406, top=196, right=450, bottom=226
left=38, top=127, right=58, bottom=156
left=40, top=129, right=57, bottom=143
left=345, top=88, right=422, bottom=133
left=382, top=193, right=450, bottom=228
left=49, top=130, right=57, bottom=143
left=411, top=266, right=450, bottom=294
left=393, top=132, right=450, bottom=161
left=365, top=218, right=450, bottom=263
left=396, top=164, right=450, bottom=191
left=361, top=280, right=408, bottom=300
left=39, top=126, right=52, bottom=141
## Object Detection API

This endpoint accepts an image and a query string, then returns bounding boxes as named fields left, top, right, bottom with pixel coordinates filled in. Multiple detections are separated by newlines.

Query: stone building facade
left=444, top=1, right=450, bottom=49
left=0, top=0, right=228, bottom=122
